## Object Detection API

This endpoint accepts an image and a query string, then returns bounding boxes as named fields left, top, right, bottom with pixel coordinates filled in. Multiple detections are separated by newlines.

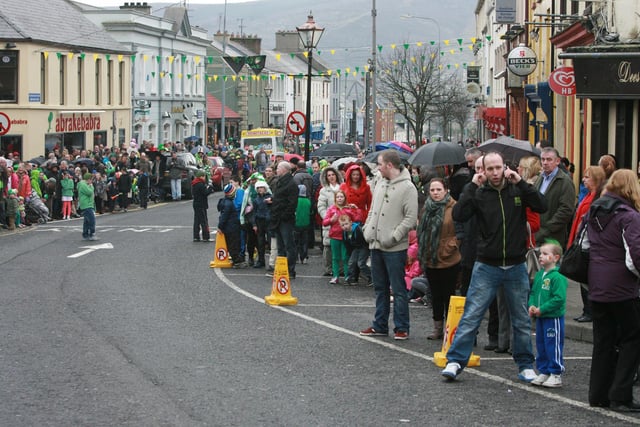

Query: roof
left=206, top=93, right=242, bottom=120
left=0, top=0, right=129, bottom=53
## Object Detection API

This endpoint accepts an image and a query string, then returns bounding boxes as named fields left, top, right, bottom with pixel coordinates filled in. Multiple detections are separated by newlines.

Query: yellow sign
left=265, top=256, right=298, bottom=306
left=434, top=296, right=480, bottom=367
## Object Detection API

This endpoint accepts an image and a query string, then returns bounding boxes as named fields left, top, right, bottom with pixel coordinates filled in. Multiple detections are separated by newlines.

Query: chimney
left=230, top=34, right=262, bottom=55
left=120, top=2, right=151, bottom=15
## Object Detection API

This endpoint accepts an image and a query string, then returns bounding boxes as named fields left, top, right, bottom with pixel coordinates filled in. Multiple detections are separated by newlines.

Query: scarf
left=418, top=193, right=450, bottom=266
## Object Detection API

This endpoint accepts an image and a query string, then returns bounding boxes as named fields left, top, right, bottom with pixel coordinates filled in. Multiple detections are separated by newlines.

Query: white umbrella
left=331, top=157, right=359, bottom=169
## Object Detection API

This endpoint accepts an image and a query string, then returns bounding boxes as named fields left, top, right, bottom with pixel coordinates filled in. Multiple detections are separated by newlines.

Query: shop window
left=615, top=100, right=634, bottom=169
left=590, top=100, right=609, bottom=162
left=0, top=135, right=22, bottom=156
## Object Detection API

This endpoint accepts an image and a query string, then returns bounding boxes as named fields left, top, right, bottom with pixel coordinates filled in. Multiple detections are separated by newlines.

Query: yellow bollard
left=434, top=295, right=481, bottom=367
left=264, top=256, right=298, bottom=306
left=210, top=232, right=233, bottom=268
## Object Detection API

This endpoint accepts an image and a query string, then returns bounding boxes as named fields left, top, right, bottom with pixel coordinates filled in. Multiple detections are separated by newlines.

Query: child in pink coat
left=406, top=230, right=430, bottom=306
left=323, top=190, right=362, bottom=284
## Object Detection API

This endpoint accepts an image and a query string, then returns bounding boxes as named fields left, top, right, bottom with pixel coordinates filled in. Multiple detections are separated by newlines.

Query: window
left=77, top=56, right=84, bottom=105
left=0, top=50, right=18, bottom=102
left=118, top=60, right=124, bottom=105
left=107, top=59, right=113, bottom=105
left=59, top=55, right=66, bottom=105
left=40, top=52, right=47, bottom=104
left=95, top=58, right=102, bottom=105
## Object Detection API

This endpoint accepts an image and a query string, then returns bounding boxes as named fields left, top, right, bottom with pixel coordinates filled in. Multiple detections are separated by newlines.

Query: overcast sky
left=76, top=0, right=251, bottom=7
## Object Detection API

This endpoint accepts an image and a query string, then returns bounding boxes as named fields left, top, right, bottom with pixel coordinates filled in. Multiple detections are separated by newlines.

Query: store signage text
left=618, top=61, right=640, bottom=84
left=56, top=113, right=101, bottom=132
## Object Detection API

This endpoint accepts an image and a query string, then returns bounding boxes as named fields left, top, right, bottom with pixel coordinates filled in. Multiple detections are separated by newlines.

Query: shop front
left=0, top=108, right=130, bottom=160
left=560, top=46, right=640, bottom=170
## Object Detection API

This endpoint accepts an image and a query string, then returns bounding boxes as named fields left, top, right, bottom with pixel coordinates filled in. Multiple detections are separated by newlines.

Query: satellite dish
left=467, top=82, right=481, bottom=95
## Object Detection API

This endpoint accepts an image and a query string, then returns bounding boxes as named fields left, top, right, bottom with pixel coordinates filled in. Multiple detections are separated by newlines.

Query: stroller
left=25, top=191, right=50, bottom=224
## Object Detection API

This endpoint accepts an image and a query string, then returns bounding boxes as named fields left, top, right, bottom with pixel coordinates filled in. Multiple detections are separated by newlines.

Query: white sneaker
left=518, top=368, right=537, bottom=383
left=530, top=373, right=550, bottom=386
left=542, top=374, right=562, bottom=388
left=442, top=362, right=461, bottom=380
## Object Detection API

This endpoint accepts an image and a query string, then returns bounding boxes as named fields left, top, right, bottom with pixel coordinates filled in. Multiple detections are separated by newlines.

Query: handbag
left=525, top=224, right=540, bottom=282
left=559, top=222, right=589, bottom=283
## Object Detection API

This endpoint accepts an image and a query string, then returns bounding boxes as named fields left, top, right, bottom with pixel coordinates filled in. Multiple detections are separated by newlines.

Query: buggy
left=25, top=191, right=50, bottom=224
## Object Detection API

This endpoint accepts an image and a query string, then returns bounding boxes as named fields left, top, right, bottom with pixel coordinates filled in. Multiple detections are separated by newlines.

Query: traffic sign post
left=286, top=111, right=307, bottom=136
left=0, top=112, right=11, bottom=136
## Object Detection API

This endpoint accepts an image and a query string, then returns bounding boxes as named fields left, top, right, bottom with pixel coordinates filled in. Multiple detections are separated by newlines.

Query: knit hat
left=195, top=170, right=206, bottom=178
left=224, top=183, right=236, bottom=198
left=298, top=184, right=307, bottom=197
left=8, top=189, right=16, bottom=196
left=83, top=173, right=93, bottom=180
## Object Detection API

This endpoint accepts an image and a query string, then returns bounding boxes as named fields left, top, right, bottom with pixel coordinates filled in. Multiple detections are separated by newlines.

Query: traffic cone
left=264, top=256, right=298, bottom=306
left=433, top=295, right=480, bottom=367
left=210, top=231, right=233, bottom=268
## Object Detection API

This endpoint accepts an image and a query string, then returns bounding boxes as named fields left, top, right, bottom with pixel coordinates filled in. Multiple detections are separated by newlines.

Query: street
left=1, top=195, right=639, bottom=426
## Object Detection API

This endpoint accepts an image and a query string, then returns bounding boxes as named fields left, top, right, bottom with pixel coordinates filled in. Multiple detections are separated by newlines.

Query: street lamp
left=263, top=85, right=272, bottom=128
left=401, top=14, right=441, bottom=74
left=296, top=13, right=325, bottom=161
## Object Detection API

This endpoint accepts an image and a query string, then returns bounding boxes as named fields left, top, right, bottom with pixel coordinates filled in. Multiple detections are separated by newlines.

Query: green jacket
left=77, top=180, right=95, bottom=210
left=528, top=266, right=567, bottom=318
left=295, top=196, right=311, bottom=228
left=534, top=170, right=576, bottom=248
left=61, top=177, right=75, bottom=198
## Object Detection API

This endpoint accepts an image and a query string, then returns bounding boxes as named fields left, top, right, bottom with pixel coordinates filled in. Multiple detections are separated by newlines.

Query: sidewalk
left=564, top=279, right=593, bottom=343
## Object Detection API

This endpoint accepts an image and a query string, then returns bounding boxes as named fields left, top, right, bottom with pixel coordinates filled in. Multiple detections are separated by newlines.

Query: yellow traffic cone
left=434, top=295, right=480, bottom=367
left=210, top=231, right=233, bottom=268
left=264, top=256, right=298, bottom=306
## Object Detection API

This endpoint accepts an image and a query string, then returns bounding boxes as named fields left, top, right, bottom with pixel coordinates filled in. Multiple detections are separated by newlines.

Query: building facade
left=0, top=0, right=132, bottom=160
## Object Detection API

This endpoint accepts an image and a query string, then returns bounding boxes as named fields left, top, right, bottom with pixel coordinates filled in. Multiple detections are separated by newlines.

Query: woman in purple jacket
left=587, top=169, right=640, bottom=412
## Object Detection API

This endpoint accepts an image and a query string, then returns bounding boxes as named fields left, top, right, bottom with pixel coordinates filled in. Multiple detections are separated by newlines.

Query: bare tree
left=429, top=73, right=473, bottom=141
left=376, top=44, right=440, bottom=147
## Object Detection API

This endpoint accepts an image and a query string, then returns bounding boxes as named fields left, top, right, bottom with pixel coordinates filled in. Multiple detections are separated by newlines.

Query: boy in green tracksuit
left=528, top=240, right=567, bottom=388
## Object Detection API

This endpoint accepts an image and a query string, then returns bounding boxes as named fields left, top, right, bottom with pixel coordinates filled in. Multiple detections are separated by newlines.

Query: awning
left=482, top=107, right=507, bottom=134
left=206, top=93, right=242, bottom=120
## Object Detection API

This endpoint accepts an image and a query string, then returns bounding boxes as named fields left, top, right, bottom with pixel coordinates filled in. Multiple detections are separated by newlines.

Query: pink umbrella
left=387, top=141, right=413, bottom=154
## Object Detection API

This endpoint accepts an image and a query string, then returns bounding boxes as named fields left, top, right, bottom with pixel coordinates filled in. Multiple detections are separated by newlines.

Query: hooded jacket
left=191, top=176, right=213, bottom=209
left=363, top=168, right=418, bottom=252
left=587, top=194, right=640, bottom=302
left=317, top=167, right=344, bottom=245
left=340, top=164, right=372, bottom=217
left=453, top=178, right=547, bottom=266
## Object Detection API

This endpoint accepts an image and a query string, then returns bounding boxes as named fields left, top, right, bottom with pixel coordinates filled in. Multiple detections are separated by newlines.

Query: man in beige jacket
left=359, top=150, right=418, bottom=340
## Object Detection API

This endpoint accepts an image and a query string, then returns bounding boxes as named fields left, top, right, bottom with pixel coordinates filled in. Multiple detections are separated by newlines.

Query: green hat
left=83, top=173, right=93, bottom=180
left=195, top=170, right=206, bottom=178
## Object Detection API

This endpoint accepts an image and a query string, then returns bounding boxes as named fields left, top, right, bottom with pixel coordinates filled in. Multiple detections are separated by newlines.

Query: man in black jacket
left=269, top=161, right=298, bottom=278
left=441, top=152, right=547, bottom=383
left=191, top=170, right=214, bottom=241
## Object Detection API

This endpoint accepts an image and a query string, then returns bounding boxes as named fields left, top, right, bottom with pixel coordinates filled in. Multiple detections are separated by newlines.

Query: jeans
left=170, top=178, right=181, bottom=200
left=275, top=220, right=296, bottom=275
left=348, top=247, right=371, bottom=280
left=370, top=249, right=409, bottom=333
left=294, top=226, right=308, bottom=262
left=82, top=207, right=96, bottom=238
left=446, top=261, right=534, bottom=371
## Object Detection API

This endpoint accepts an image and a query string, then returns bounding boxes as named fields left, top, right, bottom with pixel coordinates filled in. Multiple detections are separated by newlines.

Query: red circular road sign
left=0, top=112, right=11, bottom=136
left=549, top=66, right=576, bottom=96
left=286, top=111, right=307, bottom=136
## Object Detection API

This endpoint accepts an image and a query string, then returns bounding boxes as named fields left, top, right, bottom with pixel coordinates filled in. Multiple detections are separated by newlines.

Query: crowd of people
left=3, top=138, right=640, bottom=411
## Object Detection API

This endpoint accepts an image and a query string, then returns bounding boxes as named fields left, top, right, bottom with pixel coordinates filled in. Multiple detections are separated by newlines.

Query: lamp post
left=401, top=14, right=441, bottom=72
left=263, top=85, right=272, bottom=128
left=296, top=13, right=325, bottom=161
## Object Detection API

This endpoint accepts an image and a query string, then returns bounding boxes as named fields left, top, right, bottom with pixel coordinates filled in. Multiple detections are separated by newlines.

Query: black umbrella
left=408, top=141, right=466, bottom=167
left=364, top=149, right=410, bottom=163
left=28, top=156, right=46, bottom=166
left=73, top=157, right=95, bottom=167
left=479, top=136, right=540, bottom=164
left=310, top=143, right=358, bottom=158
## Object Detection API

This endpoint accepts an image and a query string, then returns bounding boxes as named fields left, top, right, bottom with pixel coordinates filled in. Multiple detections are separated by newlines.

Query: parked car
left=159, top=152, right=200, bottom=199
left=209, top=156, right=232, bottom=191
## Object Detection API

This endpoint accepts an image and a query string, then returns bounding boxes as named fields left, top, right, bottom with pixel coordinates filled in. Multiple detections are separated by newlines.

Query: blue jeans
left=370, top=249, right=409, bottom=333
left=170, top=178, right=181, bottom=200
left=348, top=247, right=371, bottom=280
left=82, top=207, right=96, bottom=239
left=446, top=261, right=534, bottom=371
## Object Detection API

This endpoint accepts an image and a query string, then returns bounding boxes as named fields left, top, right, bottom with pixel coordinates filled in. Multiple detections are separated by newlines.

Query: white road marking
left=67, top=242, right=114, bottom=258
left=214, top=268, right=640, bottom=424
